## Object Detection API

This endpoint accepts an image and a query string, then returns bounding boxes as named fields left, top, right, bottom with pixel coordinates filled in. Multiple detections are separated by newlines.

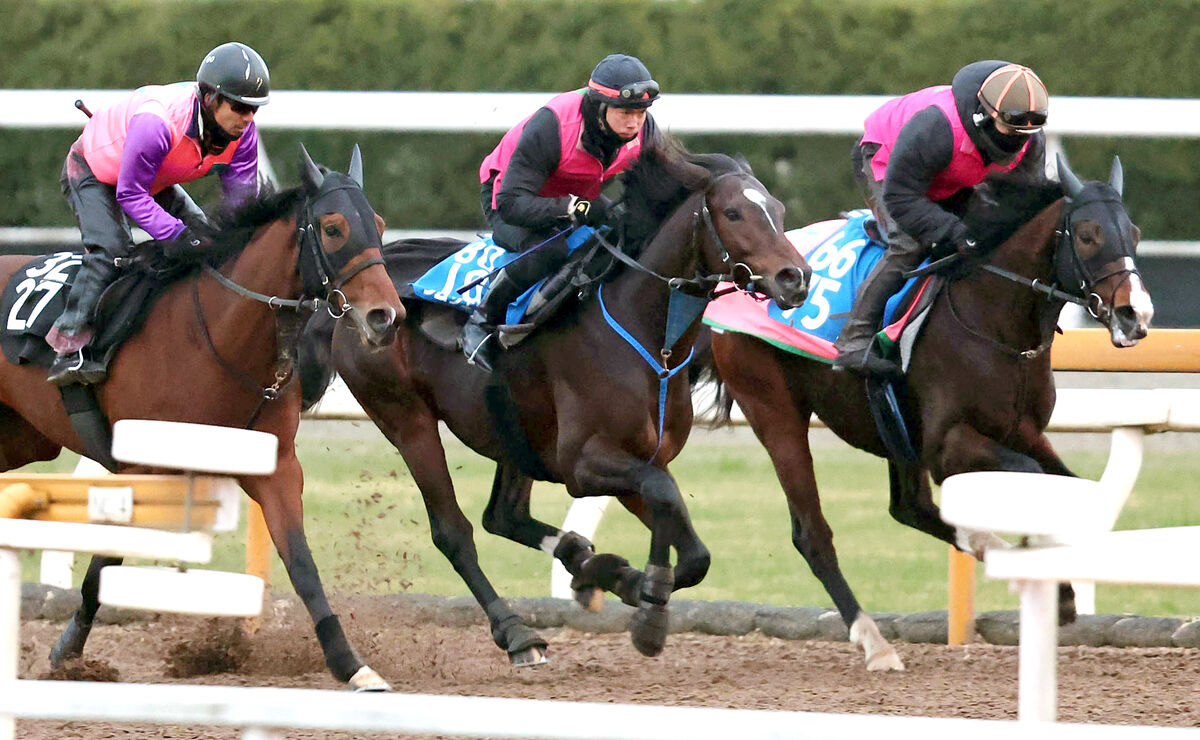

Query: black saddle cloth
left=0, top=251, right=169, bottom=369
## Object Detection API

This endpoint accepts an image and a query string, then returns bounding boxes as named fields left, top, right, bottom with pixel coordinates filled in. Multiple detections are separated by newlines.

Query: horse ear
left=1056, top=153, right=1084, bottom=199
left=299, top=144, right=324, bottom=191
left=345, top=142, right=362, bottom=185
left=348, top=144, right=364, bottom=188
left=1108, top=156, right=1124, bottom=196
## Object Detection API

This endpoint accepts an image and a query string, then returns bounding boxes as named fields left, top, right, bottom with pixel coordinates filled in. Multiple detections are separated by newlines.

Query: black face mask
left=973, top=113, right=1029, bottom=164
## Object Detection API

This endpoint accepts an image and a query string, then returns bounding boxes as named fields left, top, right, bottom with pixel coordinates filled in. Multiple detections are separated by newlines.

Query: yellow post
left=947, top=546, right=976, bottom=645
left=244, top=500, right=273, bottom=634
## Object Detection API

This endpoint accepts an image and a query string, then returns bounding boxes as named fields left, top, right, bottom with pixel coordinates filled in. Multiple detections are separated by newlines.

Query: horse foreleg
left=574, top=446, right=704, bottom=658
left=49, top=554, right=121, bottom=668
left=1027, top=433, right=1076, bottom=477
left=245, top=456, right=388, bottom=691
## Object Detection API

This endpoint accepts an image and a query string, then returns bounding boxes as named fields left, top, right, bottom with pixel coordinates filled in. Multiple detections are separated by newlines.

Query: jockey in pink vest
left=47, top=42, right=269, bottom=386
left=462, top=53, right=660, bottom=372
left=832, top=60, right=1050, bottom=376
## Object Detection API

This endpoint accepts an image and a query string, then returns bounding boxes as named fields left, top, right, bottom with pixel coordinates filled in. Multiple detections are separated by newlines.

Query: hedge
left=2, top=0, right=1198, bottom=238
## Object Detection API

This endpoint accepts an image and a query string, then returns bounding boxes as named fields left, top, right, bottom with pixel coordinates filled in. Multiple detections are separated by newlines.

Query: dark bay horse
left=0, top=146, right=403, bottom=690
left=701, top=157, right=1152, bottom=671
left=303, top=136, right=810, bottom=663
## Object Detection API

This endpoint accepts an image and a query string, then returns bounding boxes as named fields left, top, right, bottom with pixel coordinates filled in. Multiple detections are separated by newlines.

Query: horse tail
left=298, top=310, right=339, bottom=411
left=690, top=327, right=736, bottom=429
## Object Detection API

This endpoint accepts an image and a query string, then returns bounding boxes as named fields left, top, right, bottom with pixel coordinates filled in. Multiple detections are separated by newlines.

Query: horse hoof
left=49, top=617, right=90, bottom=669
left=348, top=665, right=391, bottom=692
left=866, top=648, right=905, bottom=672
left=510, top=646, right=548, bottom=667
left=574, top=586, right=604, bottom=612
left=629, top=603, right=669, bottom=657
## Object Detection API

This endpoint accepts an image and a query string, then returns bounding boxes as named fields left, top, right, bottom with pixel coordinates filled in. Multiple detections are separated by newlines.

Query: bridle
left=194, top=173, right=386, bottom=425
left=945, top=186, right=1139, bottom=361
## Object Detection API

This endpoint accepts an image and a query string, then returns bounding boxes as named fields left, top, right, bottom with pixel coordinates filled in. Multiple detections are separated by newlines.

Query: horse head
left=297, top=144, right=403, bottom=347
left=699, top=166, right=810, bottom=308
left=1055, top=154, right=1153, bottom=346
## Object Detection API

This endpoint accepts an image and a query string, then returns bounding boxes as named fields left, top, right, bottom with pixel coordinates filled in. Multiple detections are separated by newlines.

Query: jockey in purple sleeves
left=46, top=42, right=270, bottom=386
left=832, top=60, right=1049, bottom=376
left=462, top=53, right=660, bottom=372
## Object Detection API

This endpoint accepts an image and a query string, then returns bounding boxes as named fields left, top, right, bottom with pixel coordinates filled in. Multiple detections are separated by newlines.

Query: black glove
left=170, top=225, right=213, bottom=254
left=568, top=195, right=610, bottom=227
left=954, top=236, right=981, bottom=256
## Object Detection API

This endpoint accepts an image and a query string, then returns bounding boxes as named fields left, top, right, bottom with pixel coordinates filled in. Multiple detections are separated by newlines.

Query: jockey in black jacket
left=833, top=60, right=1049, bottom=376
left=462, top=53, right=660, bottom=372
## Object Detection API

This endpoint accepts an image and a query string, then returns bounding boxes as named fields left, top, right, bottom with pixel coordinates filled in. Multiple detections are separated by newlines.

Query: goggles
left=994, top=109, right=1047, bottom=134
left=587, top=78, right=660, bottom=102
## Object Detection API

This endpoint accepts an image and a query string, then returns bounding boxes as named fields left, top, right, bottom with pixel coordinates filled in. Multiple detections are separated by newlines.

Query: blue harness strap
left=597, top=283, right=703, bottom=464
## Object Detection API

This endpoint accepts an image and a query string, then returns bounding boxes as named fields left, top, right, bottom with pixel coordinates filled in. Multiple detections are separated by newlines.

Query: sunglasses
left=226, top=99, right=260, bottom=116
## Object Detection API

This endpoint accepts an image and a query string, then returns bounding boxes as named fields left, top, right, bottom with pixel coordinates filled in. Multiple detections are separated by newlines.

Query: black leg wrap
left=49, top=613, right=93, bottom=668
left=315, top=614, right=363, bottom=683
left=628, top=564, right=674, bottom=657
left=485, top=599, right=547, bottom=656
left=553, top=531, right=596, bottom=575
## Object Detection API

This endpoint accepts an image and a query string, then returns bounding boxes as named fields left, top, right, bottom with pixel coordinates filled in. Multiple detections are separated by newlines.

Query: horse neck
left=201, top=217, right=302, bottom=356
left=601, top=191, right=707, bottom=346
left=959, top=199, right=1065, bottom=342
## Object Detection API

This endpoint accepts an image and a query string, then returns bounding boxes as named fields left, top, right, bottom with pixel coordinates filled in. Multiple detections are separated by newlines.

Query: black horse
left=301, top=135, right=810, bottom=664
left=698, top=157, right=1152, bottom=670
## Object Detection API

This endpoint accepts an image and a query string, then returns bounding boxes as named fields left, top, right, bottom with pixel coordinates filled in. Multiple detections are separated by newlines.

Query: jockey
left=832, top=60, right=1049, bottom=376
left=46, top=41, right=270, bottom=386
left=462, top=52, right=660, bottom=372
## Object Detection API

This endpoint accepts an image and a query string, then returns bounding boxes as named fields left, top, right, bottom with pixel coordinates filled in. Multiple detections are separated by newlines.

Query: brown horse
left=302, top=137, right=810, bottom=663
left=0, top=146, right=404, bottom=690
left=700, top=156, right=1152, bottom=671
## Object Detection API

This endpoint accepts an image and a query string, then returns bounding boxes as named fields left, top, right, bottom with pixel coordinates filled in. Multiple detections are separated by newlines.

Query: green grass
left=15, top=420, right=1200, bottom=618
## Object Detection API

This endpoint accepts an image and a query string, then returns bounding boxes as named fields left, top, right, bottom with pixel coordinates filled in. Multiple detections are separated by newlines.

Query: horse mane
left=140, top=185, right=306, bottom=268
left=963, top=175, right=1063, bottom=251
left=618, top=134, right=754, bottom=252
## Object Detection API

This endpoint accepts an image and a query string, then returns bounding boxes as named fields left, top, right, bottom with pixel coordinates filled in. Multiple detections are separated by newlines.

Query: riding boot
left=461, top=268, right=524, bottom=373
left=831, top=250, right=912, bottom=377
left=46, top=253, right=118, bottom=386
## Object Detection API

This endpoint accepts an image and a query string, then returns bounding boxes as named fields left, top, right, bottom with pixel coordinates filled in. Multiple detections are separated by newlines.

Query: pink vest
left=479, top=90, right=643, bottom=208
left=81, top=82, right=241, bottom=195
left=861, top=85, right=1028, bottom=202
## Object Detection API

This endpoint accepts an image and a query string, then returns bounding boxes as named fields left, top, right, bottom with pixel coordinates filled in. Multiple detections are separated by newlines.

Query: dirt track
left=14, top=592, right=1200, bottom=738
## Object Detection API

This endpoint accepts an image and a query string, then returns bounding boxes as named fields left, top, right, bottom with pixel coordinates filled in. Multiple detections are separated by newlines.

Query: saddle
left=400, top=228, right=619, bottom=352
left=0, top=251, right=168, bottom=372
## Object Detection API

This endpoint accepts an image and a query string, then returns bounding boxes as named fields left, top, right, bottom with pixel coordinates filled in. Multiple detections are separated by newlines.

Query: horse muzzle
left=766, top=265, right=809, bottom=309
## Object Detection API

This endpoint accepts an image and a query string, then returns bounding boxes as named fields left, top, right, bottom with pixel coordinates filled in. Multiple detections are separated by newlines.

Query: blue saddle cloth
left=409, top=226, right=598, bottom=325
left=768, top=210, right=926, bottom=343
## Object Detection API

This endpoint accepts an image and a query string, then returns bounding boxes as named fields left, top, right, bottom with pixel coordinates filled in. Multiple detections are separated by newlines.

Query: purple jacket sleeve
left=115, top=112, right=187, bottom=241
left=221, top=121, right=260, bottom=206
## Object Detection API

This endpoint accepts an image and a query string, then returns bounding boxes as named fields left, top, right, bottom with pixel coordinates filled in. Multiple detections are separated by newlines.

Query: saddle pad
left=408, top=226, right=597, bottom=325
left=0, top=251, right=83, bottom=365
left=702, top=210, right=931, bottom=362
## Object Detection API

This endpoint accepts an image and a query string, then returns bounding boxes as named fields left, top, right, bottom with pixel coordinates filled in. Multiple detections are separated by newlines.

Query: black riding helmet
left=196, top=42, right=271, bottom=107
left=586, top=53, right=659, bottom=110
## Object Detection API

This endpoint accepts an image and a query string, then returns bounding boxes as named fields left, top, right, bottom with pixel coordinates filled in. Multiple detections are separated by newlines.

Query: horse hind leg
left=50, top=554, right=122, bottom=668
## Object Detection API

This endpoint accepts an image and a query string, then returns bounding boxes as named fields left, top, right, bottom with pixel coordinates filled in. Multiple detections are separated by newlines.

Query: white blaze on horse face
left=1111, top=264, right=1154, bottom=346
left=742, top=187, right=779, bottom=233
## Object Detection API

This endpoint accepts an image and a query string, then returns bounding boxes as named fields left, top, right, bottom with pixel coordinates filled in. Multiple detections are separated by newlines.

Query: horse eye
left=722, top=208, right=742, bottom=222
left=323, top=224, right=343, bottom=239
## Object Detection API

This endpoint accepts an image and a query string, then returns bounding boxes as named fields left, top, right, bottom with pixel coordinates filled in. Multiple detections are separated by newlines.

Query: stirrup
left=463, top=330, right=496, bottom=373
left=832, top=348, right=900, bottom=379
